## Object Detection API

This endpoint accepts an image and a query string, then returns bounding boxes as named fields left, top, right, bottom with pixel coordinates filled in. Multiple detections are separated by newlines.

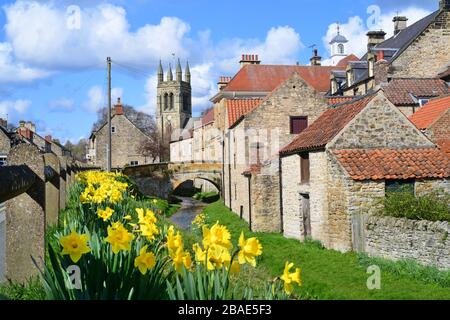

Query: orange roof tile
left=227, top=98, right=262, bottom=128
left=336, top=54, right=360, bottom=67
left=327, top=96, right=357, bottom=106
left=436, top=139, right=450, bottom=157
left=280, top=94, right=374, bottom=154
left=223, top=64, right=345, bottom=93
left=334, top=148, right=450, bottom=181
left=409, top=95, right=450, bottom=129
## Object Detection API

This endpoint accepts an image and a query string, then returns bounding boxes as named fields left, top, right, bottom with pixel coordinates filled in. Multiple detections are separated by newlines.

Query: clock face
left=167, top=115, right=172, bottom=121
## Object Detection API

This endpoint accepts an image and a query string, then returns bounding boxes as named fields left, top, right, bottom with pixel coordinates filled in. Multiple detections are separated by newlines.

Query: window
left=130, top=161, right=139, bottom=166
left=164, top=93, right=169, bottom=110
left=169, top=93, right=174, bottom=110
left=385, top=180, right=415, bottom=195
left=290, top=116, right=308, bottom=134
left=111, top=126, right=116, bottom=133
left=418, top=99, right=429, bottom=108
left=0, top=156, right=7, bottom=166
left=300, top=153, right=310, bottom=184
left=338, top=44, right=344, bottom=54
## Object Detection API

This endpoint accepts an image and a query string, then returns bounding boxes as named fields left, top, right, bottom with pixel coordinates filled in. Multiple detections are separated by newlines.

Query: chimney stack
left=24, top=121, right=36, bottom=132
left=0, top=118, right=7, bottom=129
left=115, top=97, right=124, bottom=116
left=367, top=30, right=386, bottom=52
left=310, top=48, right=322, bottom=66
left=45, top=135, right=52, bottom=143
left=217, top=76, right=232, bottom=91
left=239, top=54, right=261, bottom=68
left=393, top=16, right=408, bottom=35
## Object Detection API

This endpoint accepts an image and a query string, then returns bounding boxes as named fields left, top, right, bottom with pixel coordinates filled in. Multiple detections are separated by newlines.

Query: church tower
left=329, top=24, right=349, bottom=66
left=156, top=59, right=192, bottom=144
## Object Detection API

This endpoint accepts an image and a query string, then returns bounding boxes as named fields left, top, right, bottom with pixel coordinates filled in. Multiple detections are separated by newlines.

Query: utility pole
left=107, top=57, right=112, bottom=172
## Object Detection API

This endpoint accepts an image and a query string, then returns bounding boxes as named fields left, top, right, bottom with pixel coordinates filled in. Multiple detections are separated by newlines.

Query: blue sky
left=0, top=0, right=439, bottom=143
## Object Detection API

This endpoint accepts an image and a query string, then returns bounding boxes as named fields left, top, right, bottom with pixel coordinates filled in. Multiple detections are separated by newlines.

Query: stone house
left=409, top=94, right=450, bottom=156
left=0, top=119, right=11, bottom=166
left=334, top=1, right=450, bottom=97
left=222, top=66, right=333, bottom=232
left=280, top=90, right=450, bottom=252
left=88, top=98, right=154, bottom=169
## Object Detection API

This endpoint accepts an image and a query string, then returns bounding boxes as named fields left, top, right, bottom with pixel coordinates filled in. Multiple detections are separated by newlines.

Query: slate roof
left=201, top=108, right=215, bottom=126
left=227, top=99, right=263, bottom=128
left=384, top=78, right=448, bottom=106
left=333, top=148, right=450, bottom=181
left=409, top=94, right=450, bottom=129
left=280, top=94, right=375, bottom=154
left=223, top=64, right=346, bottom=93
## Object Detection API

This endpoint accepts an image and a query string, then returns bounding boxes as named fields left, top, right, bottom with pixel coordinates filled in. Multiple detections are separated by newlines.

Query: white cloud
left=0, top=42, right=51, bottom=83
left=322, top=7, right=432, bottom=61
left=0, top=99, right=31, bottom=120
left=49, top=98, right=74, bottom=112
left=83, top=85, right=123, bottom=113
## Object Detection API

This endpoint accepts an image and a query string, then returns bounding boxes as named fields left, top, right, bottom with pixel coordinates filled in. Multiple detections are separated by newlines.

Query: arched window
left=169, top=93, right=174, bottom=110
left=338, top=44, right=344, bottom=54
left=164, top=93, right=169, bottom=110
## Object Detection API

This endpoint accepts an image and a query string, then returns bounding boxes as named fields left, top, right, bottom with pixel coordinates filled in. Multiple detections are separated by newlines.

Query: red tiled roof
left=227, top=98, right=262, bottom=128
left=334, top=148, right=450, bottom=181
left=436, top=139, right=450, bottom=157
left=201, top=108, right=215, bottom=126
left=409, top=95, right=450, bottom=129
left=327, top=96, right=356, bottom=106
left=336, top=54, right=360, bottom=67
left=224, top=64, right=345, bottom=93
left=280, top=94, right=374, bottom=154
left=383, top=78, right=448, bottom=106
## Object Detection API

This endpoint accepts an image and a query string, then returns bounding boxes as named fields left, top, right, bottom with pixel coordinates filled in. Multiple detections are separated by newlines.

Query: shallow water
left=170, top=197, right=207, bottom=230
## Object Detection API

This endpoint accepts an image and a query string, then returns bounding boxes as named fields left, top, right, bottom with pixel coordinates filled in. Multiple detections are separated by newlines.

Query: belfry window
left=164, top=93, right=169, bottom=110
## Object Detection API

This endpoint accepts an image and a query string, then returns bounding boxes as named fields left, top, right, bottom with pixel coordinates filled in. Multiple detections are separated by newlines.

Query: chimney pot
left=393, top=16, right=408, bottom=35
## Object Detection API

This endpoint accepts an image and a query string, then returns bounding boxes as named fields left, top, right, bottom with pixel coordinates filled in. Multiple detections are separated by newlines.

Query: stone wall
left=0, top=130, right=10, bottom=157
left=391, top=10, right=450, bottom=78
left=94, top=114, right=153, bottom=169
left=331, top=92, right=435, bottom=150
left=170, top=138, right=193, bottom=163
left=364, top=215, right=450, bottom=270
left=281, top=154, right=301, bottom=239
left=427, top=109, right=450, bottom=143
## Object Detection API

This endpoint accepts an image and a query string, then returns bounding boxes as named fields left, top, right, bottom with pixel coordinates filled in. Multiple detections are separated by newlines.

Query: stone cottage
left=409, top=94, right=450, bottom=156
left=333, top=1, right=450, bottom=97
left=88, top=98, right=155, bottom=169
left=222, top=67, right=334, bottom=232
left=280, top=90, right=450, bottom=252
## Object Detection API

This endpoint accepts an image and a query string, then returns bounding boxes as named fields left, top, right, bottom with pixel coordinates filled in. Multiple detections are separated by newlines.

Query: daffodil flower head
left=202, top=222, right=232, bottom=250
left=97, top=207, right=114, bottom=221
left=60, top=230, right=91, bottom=263
left=134, top=245, right=156, bottom=275
left=280, top=261, right=302, bottom=295
left=238, top=231, right=263, bottom=267
left=105, top=221, right=134, bottom=254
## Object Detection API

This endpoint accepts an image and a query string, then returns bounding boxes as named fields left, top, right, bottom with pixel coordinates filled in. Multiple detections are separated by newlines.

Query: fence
left=0, top=143, right=97, bottom=283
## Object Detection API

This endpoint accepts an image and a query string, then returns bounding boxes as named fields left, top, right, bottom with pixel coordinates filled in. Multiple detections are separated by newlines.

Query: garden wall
left=362, top=215, right=450, bottom=270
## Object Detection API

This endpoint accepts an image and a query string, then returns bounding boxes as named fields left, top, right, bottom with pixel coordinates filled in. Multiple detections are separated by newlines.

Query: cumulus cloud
left=83, top=85, right=123, bottom=113
left=322, top=6, right=432, bottom=62
left=0, top=99, right=31, bottom=121
left=49, top=98, right=75, bottom=112
left=3, top=1, right=191, bottom=70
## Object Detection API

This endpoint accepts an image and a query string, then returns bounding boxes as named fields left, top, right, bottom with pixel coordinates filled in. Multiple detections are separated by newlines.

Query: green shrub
left=0, top=277, right=45, bottom=300
left=379, top=189, right=450, bottom=222
left=193, top=192, right=220, bottom=203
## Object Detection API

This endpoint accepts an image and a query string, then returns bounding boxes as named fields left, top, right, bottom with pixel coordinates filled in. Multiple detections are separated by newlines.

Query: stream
left=169, top=197, right=207, bottom=230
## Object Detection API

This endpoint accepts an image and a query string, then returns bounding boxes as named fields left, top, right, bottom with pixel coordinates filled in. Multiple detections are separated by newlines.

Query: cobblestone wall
left=364, top=215, right=450, bottom=270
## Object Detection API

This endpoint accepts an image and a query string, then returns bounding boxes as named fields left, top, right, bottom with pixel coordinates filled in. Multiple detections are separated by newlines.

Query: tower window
left=164, top=93, right=169, bottom=110
left=169, top=93, right=174, bottom=110
left=338, top=44, right=344, bottom=54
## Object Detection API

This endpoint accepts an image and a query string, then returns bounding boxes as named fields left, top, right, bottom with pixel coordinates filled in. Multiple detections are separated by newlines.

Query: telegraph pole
left=107, top=57, right=112, bottom=172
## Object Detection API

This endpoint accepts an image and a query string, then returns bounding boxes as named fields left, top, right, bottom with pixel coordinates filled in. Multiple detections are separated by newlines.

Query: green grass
left=0, top=278, right=45, bottom=300
left=201, top=201, right=450, bottom=300
left=193, top=192, right=220, bottom=203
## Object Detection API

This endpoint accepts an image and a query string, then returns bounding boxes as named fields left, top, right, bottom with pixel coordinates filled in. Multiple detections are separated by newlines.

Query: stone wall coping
left=366, top=214, right=449, bottom=233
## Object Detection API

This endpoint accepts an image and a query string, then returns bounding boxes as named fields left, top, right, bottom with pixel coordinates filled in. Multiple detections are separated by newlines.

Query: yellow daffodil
left=230, top=261, right=240, bottom=274
left=280, top=261, right=302, bottom=294
left=238, top=232, right=263, bottom=267
left=105, top=222, right=134, bottom=254
left=202, top=222, right=232, bottom=249
left=124, top=215, right=132, bottom=221
left=172, top=248, right=192, bottom=273
left=134, top=245, right=156, bottom=275
left=167, top=226, right=183, bottom=255
left=60, top=230, right=91, bottom=263
left=135, top=208, right=159, bottom=241
left=206, top=244, right=231, bottom=270
left=193, top=243, right=206, bottom=262
left=97, top=207, right=114, bottom=221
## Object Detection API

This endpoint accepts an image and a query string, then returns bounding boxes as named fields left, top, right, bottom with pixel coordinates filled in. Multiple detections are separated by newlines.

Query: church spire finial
left=176, top=58, right=182, bottom=82
left=185, top=60, right=191, bottom=83
left=158, top=60, right=164, bottom=83
left=337, top=22, right=340, bottom=35
left=167, top=63, right=173, bottom=81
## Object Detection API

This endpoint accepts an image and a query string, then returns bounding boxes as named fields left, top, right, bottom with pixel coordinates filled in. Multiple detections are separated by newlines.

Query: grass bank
left=201, top=201, right=450, bottom=300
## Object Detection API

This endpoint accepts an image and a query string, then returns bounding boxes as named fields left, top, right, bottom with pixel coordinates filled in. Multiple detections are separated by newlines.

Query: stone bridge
left=122, top=161, right=222, bottom=199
